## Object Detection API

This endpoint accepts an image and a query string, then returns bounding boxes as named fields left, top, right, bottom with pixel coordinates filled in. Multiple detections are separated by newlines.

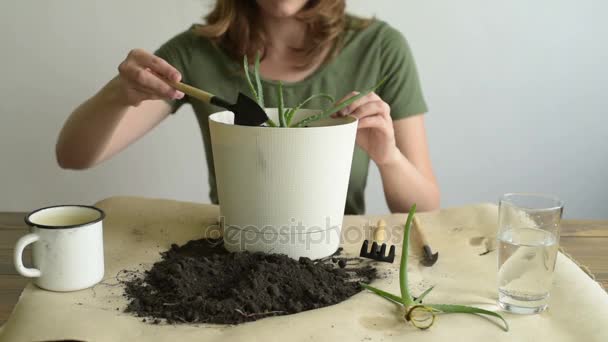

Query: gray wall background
left=1, top=0, right=606, bottom=218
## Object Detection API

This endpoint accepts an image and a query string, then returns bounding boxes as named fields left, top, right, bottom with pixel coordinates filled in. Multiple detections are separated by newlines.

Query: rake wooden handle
left=374, top=219, right=386, bottom=243
left=168, top=81, right=213, bottom=103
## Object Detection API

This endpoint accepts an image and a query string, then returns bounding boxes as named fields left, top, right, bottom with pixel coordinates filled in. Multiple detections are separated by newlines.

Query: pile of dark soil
left=123, top=239, right=376, bottom=324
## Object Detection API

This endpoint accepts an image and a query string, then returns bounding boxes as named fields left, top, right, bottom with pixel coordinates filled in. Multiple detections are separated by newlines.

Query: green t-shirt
left=155, top=16, right=427, bottom=215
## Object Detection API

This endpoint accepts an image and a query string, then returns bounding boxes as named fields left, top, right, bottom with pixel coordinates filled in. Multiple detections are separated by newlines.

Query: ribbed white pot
left=209, top=109, right=357, bottom=259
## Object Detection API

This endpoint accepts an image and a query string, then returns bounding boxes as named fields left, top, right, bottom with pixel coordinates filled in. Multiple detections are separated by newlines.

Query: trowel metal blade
left=232, top=93, right=269, bottom=126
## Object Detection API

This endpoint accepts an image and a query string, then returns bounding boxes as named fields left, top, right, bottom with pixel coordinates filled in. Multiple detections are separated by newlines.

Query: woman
left=55, top=0, right=440, bottom=214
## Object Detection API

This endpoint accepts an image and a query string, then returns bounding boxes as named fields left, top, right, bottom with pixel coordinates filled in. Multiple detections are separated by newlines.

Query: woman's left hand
left=335, top=92, right=400, bottom=166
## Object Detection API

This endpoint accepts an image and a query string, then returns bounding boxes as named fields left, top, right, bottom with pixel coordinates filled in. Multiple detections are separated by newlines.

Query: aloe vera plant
left=243, top=52, right=384, bottom=127
left=360, top=205, right=509, bottom=331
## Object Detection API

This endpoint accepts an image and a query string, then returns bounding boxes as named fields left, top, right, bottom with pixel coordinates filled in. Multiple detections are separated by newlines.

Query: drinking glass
left=497, top=193, right=564, bottom=314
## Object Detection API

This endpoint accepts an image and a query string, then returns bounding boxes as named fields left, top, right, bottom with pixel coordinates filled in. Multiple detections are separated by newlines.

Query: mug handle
left=14, top=233, right=41, bottom=278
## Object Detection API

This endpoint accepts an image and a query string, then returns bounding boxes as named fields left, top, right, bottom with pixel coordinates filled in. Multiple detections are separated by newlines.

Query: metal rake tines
left=359, top=240, right=395, bottom=263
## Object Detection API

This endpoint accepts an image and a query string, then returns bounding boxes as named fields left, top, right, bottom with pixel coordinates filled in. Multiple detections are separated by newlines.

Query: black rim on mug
left=25, top=205, right=106, bottom=230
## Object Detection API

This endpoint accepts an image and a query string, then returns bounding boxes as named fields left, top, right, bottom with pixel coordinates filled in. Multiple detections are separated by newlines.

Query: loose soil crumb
left=123, top=239, right=376, bottom=324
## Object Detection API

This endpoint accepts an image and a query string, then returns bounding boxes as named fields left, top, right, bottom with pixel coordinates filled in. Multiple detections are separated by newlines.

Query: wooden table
left=1, top=212, right=606, bottom=326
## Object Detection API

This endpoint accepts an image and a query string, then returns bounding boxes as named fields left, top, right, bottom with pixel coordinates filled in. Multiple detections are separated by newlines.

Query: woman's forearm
left=56, top=49, right=183, bottom=170
left=377, top=148, right=440, bottom=213
left=55, top=77, right=131, bottom=169
left=56, top=74, right=173, bottom=170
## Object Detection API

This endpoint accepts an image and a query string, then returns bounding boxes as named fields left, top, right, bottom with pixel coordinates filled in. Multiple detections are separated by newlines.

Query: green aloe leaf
left=277, top=81, right=286, bottom=127
left=426, top=304, right=509, bottom=332
left=254, top=51, right=264, bottom=108
left=292, top=77, right=386, bottom=127
left=292, top=91, right=364, bottom=127
left=243, top=55, right=258, bottom=102
left=400, top=204, right=417, bottom=306
left=360, top=283, right=403, bottom=305
left=414, top=285, right=435, bottom=304
left=285, top=94, right=334, bottom=127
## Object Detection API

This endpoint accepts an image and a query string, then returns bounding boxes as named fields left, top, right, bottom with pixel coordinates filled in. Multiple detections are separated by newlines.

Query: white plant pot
left=209, top=109, right=358, bottom=259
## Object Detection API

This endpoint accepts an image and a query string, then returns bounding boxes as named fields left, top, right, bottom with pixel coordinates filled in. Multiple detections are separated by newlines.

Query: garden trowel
left=170, top=81, right=269, bottom=126
left=413, top=216, right=439, bottom=267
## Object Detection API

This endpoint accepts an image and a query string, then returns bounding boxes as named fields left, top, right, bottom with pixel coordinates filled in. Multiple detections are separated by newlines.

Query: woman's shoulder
left=342, top=15, right=409, bottom=51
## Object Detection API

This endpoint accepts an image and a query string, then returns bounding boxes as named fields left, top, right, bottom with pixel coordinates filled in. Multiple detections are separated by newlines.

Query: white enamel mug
left=14, top=205, right=105, bottom=292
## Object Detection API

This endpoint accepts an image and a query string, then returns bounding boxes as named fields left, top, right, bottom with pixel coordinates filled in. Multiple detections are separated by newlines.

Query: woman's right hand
left=116, top=49, right=184, bottom=106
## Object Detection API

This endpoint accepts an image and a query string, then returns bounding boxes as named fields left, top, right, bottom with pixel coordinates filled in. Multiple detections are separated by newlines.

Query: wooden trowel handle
left=412, top=216, right=431, bottom=247
left=169, top=81, right=213, bottom=104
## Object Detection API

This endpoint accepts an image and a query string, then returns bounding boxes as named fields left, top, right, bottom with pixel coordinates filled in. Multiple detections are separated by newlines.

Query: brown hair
left=195, top=0, right=368, bottom=67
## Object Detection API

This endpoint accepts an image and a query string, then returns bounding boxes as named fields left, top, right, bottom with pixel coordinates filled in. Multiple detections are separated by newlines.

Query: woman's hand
left=116, top=49, right=184, bottom=106
left=335, top=92, right=400, bottom=166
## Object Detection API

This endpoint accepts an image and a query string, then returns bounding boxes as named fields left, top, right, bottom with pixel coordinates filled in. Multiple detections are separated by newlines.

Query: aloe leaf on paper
left=360, top=205, right=509, bottom=332
left=359, top=283, right=402, bottom=305
left=414, top=285, right=435, bottom=304
left=399, top=204, right=417, bottom=306
left=426, top=304, right=509, bottom=332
